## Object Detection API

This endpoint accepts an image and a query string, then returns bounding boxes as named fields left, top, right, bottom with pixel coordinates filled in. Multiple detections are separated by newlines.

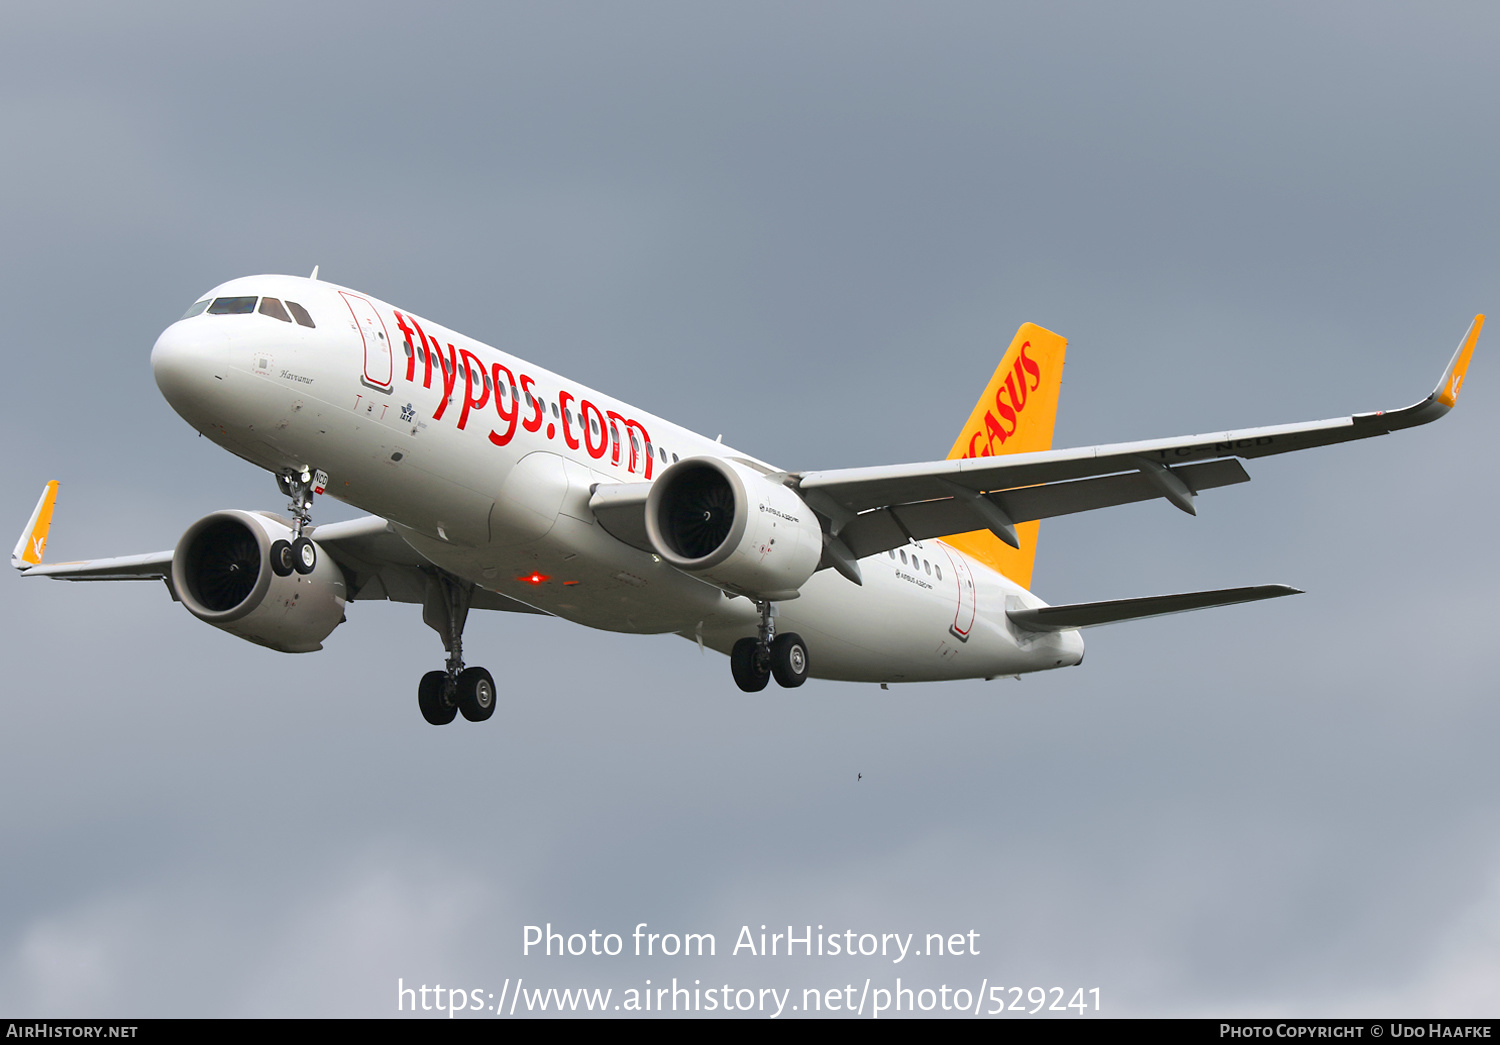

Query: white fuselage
left=150, top=275, right=1083, bottom=683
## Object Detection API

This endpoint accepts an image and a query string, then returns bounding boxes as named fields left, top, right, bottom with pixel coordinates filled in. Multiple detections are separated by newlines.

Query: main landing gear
left=417, top=571, right=497, bottom=726
left=269, top=468, right=319, bottom=578
left=730, top=600, right=810, bottom=692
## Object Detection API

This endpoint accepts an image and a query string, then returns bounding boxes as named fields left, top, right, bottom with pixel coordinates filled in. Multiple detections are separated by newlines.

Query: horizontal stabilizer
left=1007, top=584, right=1302, bottom=633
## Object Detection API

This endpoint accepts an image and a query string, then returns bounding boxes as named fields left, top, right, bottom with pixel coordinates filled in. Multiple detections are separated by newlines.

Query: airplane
left=11, top=272, right=1483, bottom=725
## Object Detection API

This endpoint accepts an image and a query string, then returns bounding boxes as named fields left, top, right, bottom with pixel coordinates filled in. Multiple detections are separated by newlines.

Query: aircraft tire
left=730, top=638, right=771, bottom=692
left=291, top=536, right=317, bottom=574
left=457, top=666, right=497, bottom=722
left=770, top=633, right=810, bottom=688
left=418, top=670, right=457, bottom=725
left=269, top=539, right=295, bottom=577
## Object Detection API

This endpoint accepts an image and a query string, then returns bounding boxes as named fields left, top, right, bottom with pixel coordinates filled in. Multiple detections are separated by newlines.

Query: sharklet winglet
left=12, top=481, right=59, bottom=570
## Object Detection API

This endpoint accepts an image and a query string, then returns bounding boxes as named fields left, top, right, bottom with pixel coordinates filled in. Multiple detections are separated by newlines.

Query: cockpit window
left=258, top=297, right=292, bottom=323
left=285, top=301, right=315, bottom=328
left=180, top=299, right=211, bottom=320
left=208, top=296, right=257, bottom=315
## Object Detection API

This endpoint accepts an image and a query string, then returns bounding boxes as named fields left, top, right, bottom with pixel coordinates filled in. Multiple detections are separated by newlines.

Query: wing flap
left=1007, top=584, right=1302, bottom=632
left=839, top=458, right=1250, bottom=559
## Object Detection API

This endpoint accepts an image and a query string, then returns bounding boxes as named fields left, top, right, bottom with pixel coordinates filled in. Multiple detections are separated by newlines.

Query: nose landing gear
left=730, top=600, right=810, bottom=692
left=272, top=468, right=321, bottom=576
left=417, top=571, right=498, bottom=726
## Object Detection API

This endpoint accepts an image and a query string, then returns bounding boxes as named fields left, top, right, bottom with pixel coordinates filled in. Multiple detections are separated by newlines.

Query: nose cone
left=152, top=321, right=226, bottom=422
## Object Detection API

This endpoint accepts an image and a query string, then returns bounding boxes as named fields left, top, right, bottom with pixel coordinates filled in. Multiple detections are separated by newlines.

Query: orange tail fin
left=941, top=323, right=1067, bottom=590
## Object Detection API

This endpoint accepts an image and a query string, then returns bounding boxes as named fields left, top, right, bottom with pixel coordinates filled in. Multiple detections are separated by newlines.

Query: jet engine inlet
left=645, top=457, right=823, bottom=600
left=172, top=510, right=347, bottom=652
left=653, top=459, right=743, bottom=566
left=178, top=516, right=261, bottom=613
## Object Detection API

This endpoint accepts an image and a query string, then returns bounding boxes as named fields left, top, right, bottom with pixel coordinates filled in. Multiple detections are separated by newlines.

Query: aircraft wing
left=794, top=315, right=1482, bottom=559
left=20, top=551, right=176, bottom=582
left=12, top=495, right=545, bottom=615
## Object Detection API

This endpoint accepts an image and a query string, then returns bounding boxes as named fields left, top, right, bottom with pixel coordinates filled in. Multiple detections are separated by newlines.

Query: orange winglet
left=1436, top=314, right=1483, bottom=408
left=13, top=480, right=59, bottom=568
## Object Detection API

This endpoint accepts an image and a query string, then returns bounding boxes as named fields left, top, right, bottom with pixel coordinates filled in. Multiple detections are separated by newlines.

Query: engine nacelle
left=171, top=511, right=347, bottom=653
left=645, top=457, right=823, bottom=600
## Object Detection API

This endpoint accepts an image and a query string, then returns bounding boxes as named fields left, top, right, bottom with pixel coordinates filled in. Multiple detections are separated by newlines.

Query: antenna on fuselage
left=309, top=265, right=319, bottom=280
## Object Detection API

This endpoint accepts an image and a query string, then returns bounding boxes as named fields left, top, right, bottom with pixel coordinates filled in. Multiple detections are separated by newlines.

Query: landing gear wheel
left=269, top=539, right=295, bottom=577
left=291, top=536, right=317, bottom=574
left=457, top=667, right=496, bottom=722
left=770, top=632, right=809, bottom=688
left=731, top=637, right=771, bottom=692
left=418, top=670, right=457, bottom=725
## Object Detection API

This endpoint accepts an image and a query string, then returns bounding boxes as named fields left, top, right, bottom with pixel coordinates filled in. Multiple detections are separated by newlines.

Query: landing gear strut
left=271, top=468, right=319, bottom=576
left=418, top=571, right=497, bottom=725
left=730, top=600, right=809, bottom=692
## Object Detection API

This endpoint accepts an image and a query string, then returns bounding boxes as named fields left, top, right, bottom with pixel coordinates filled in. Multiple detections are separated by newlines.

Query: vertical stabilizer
left=940, top=323, right=1067, bottom=589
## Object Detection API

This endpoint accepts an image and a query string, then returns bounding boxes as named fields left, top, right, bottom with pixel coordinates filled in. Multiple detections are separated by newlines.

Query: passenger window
left=551, top=402, right=559, bottom=419
left=401, top=340, right=413, bottom=357
left=259, top=297, right=292, bottom=323
left=899, top=550, right=908, bottom=565
left=483, top=371, right=491, bottom=391
left=180, top=299, right=210, bottom=320
left=208, top=296, right=257, bottom=315
left=285, top=301, right=316, bottom=328
left=924, top=560, right=931, bottom=574
left=564, top=407, right=573, bottom=424
left=671, top=453, right=679, bottom=463
left=935, top=565, right=943, bottom=580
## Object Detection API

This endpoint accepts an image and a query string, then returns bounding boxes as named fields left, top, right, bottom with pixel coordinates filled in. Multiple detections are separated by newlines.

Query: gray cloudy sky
left=3, top=1, right=1498, bottom=1018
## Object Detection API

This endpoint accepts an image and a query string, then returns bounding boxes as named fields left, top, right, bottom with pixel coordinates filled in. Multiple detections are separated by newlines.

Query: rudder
left=940, top=323, right=1067, bottom=590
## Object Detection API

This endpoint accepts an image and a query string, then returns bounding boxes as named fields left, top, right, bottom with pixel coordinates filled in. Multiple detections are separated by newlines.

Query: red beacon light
left=517, top=572, right=550, bottom=585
